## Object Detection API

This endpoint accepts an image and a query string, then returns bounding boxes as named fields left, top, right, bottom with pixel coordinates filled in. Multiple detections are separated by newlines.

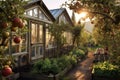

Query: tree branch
left=90, top=11, right=116, bottom=23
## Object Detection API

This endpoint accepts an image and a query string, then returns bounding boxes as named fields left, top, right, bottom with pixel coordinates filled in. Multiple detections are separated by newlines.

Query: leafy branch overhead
left=63, top=0, right=120, bottom=63
left=63, top=0, right=120, bottom=24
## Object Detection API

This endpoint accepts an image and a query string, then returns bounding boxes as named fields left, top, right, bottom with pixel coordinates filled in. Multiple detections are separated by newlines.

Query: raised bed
left=18, top=65, right=72, bottom=80
left=93, top=75, right=120, bottom=80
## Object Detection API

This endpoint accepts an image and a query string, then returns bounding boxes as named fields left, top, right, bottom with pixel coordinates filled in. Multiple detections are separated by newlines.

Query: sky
left=43, top=0, right=66, bottom=9
left=42, top=0, right=94, bottom=32
left=43, top=0, right=72, bottom=17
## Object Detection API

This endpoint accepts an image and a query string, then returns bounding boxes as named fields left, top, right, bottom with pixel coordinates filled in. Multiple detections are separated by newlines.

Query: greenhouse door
left=30, top=22, right=44, bottom=60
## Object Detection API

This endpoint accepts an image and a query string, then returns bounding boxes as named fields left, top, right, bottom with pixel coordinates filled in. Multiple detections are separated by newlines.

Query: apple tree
left=0, top=0, right=27, bottom=79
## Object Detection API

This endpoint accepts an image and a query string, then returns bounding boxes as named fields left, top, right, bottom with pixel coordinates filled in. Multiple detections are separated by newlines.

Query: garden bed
left=19, top=65, right=72, bottom=80
left=93, top=75, right=120, bottom=80
left=18, top=48, right=87, bottom=80
left=93, top=61, right=120, bottom=80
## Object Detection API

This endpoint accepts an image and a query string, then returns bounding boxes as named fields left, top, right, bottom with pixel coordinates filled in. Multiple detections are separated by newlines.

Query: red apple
left=13, top=36, right=21, bottom=43
left=12, top=17, right=20, bottom=27
left=18, top=21, right=24, bottom=28
left=1, top=22, right=8, bottom=28
left=1, top=65, right=12, bottom=77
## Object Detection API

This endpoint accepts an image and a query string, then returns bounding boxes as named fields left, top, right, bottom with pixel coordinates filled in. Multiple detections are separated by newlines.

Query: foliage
left=48, top=22, right=72, bottom=55
left=71, top=24, right=84, bottom=47
left=80, top=30, right=92, bottom=47
left=41, top=58, right=52, bottom=75
left=69, top=55, right=77, bottom=66
left=70, top=48, right=85, bottom=59
left=32, top=54, right=78, bottom=75
left=50, top=59, right=61, bottom=75
left=33, top=59, right=44, bottom=73
left=0, top=0, right=27, bottom=79
left=63, top=0, right=120, bottom=64
left=57, top=55, right=71, bottom=70
left=93, top=61, right=120, bottom=78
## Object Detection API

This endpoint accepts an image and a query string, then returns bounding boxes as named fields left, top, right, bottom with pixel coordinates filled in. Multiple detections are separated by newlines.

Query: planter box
left=93, top=75, right=120, bottom=80
left=2, top=73, right=20, bottom=80
left=19, top=65, right=72, bottom=80
left=48, top=65, right=72, bottom=80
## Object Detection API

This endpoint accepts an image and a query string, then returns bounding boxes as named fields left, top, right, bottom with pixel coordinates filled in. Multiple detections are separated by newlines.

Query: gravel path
left=64, top=52, right=94, bottom=80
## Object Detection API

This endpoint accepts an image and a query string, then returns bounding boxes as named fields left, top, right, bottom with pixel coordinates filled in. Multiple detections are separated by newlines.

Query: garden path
left=64, top=52, right=94, bottom=80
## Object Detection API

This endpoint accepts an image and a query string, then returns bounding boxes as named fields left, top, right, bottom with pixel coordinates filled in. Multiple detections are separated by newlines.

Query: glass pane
left=36, top=46, right=43, bottom=56
left=31, top=47, right=35, bottom=57
left=39, top=10, right=48, bottom=20
left=33, top=8, right=38, bottom=17
left=31, top=23, right=37, bottom=43
left=46, top=28, right=51, bottom=47
left=59, top=14, right=67, bottom=23
left=38, top=25, right=43, bottom=43
left=36, top=46, right=39, bottom=56
left=39, top=10, right=42, bottom=19
left=28, top=10, right=32, bottom=16
left=39, top=46, right=43, bottom=55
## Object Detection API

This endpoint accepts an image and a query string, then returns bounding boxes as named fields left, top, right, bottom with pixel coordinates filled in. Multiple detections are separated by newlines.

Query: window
left=31, top=23, right=43, bottom=43
left=31, top=45, right=43, bottom=59
left=33, top=8, right=38, bottom=17
left=59, top=14, right=67, bottom=24
left=38, top=25, right=43, bottom=43
left=30, top=22, right=44, bottom=59
left=46, top=28, right=50, bottom=47
left=46, top=27, right=55, bottom=48
left=25, top=6, right=49, bottom=21
left=39, top=10, right=48, bottom=20
left=63, top=32, right=72, bottom=45
left=27, top=10, right=32, bottom=16
left=31, top=23, right=37, bottom=43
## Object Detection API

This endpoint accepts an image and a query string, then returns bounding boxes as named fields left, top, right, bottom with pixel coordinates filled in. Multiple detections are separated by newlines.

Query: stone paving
left=64, top=52, right=94, bottom=80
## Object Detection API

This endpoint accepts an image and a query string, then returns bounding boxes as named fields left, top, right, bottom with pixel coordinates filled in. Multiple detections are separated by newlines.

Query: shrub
left=57, top=55, right=71, bottom=70
left=32, top=54, right=78, bottom=75
left=50, top=59, right=61, bottom=75
left=41, top=58, right=51, bottom=75
left=70, top=48, right=85, bottom=59
left=32, top=59, right=44, bottom=73
left=69, top=55, right=77, bottom=66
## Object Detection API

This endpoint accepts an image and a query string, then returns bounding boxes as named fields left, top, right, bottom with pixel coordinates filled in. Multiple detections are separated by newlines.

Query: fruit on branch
left=13, top=36, right=21, bottom=43
left=1, top=65, right=12, bottom=77
left=103, top=8, right=109, bottom=13
left=0, top=0, right=27, bottom=79
left=12, top=17, right=20, bottom=27
left=12, top=17, right=24, bottom=28
left=11, top=27, right=17, bottom=32
left=1, top=22, right=8, bottom=29
left=18, top=20, right=24, bottom=28
left=2, top=31, right=10, bottom=38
